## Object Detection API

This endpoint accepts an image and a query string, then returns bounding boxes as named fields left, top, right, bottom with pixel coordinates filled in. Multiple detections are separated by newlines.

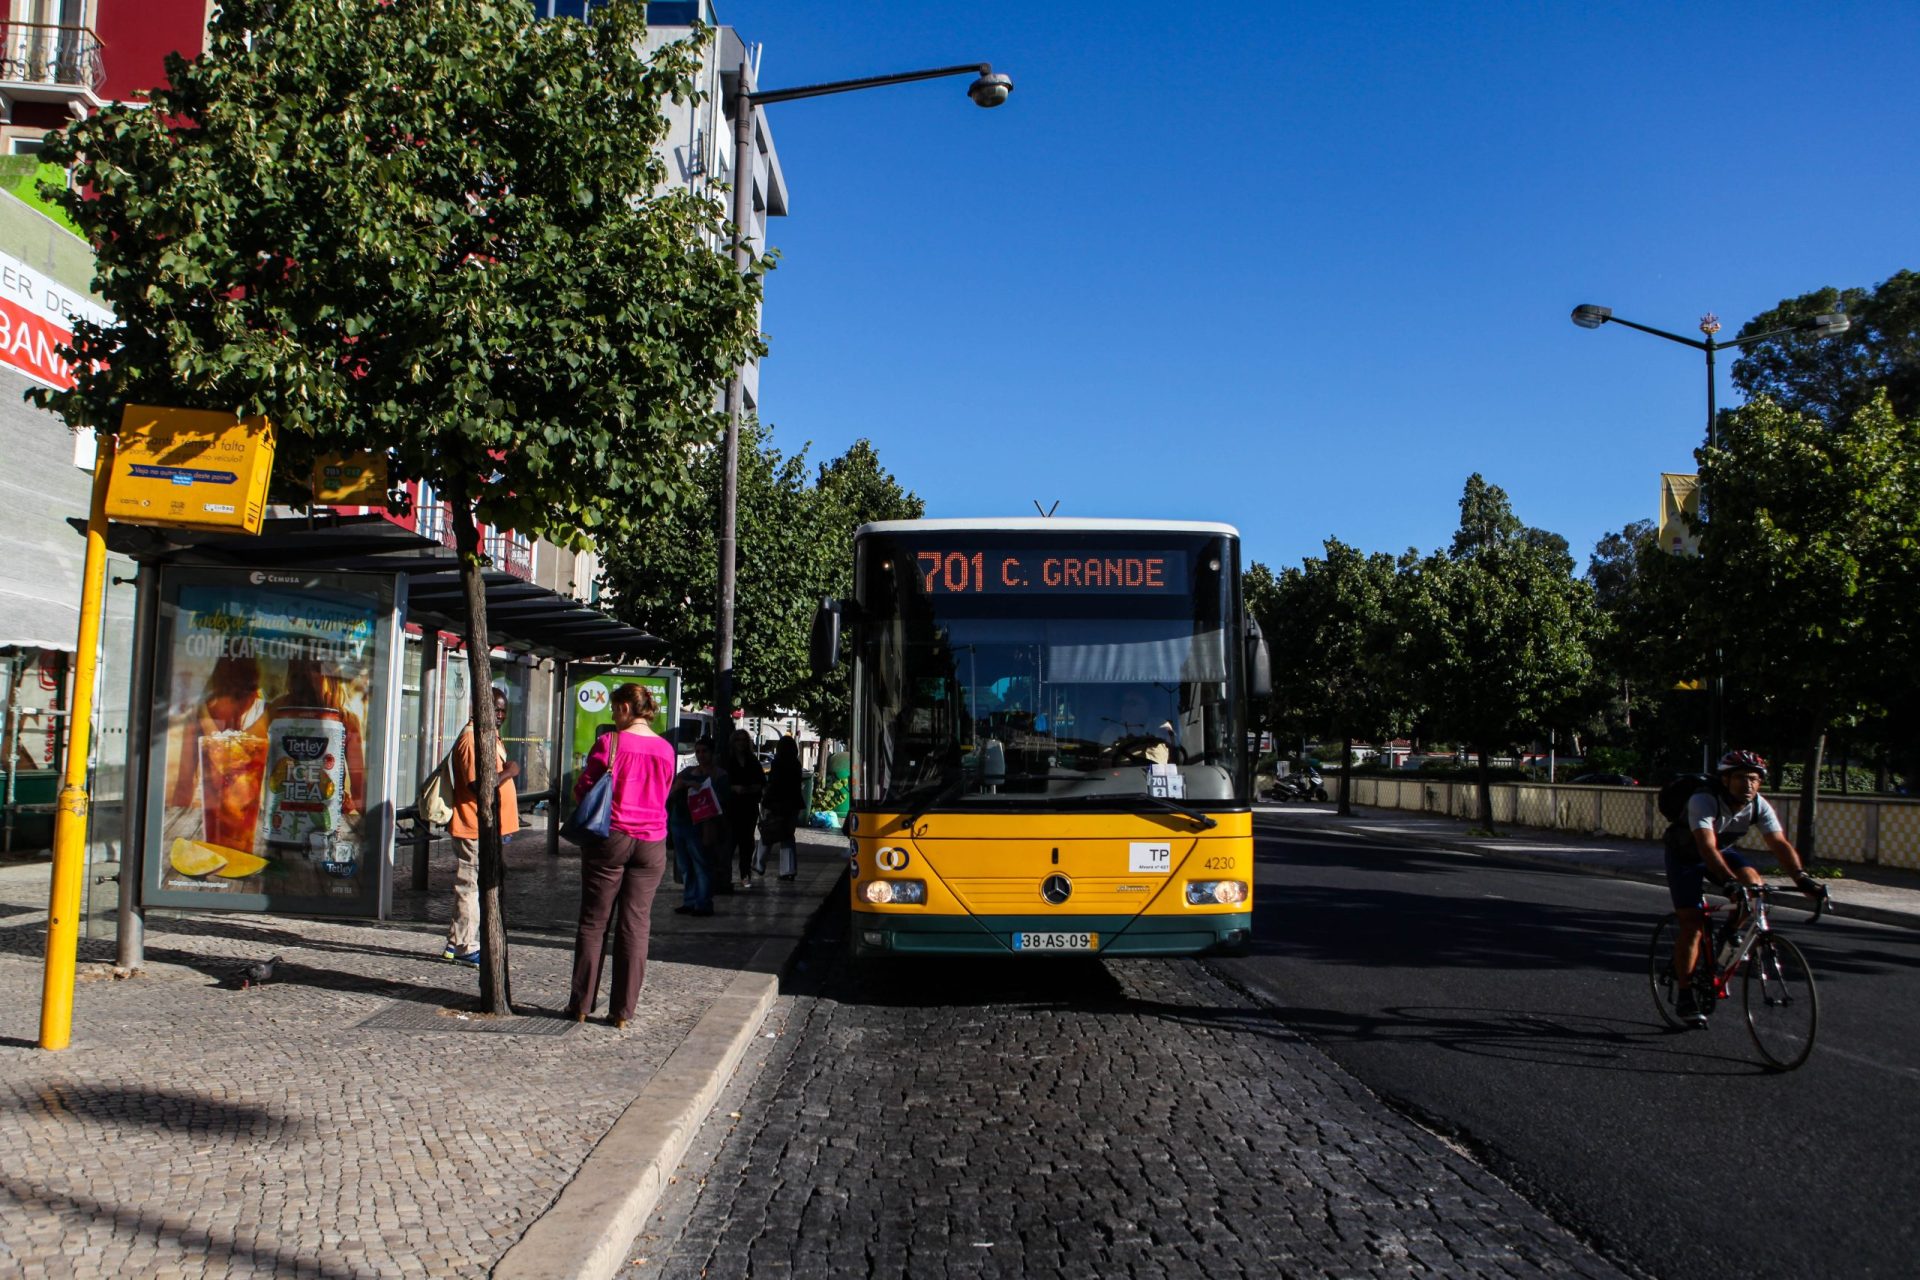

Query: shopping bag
left=752, top=840, right=767, bottom=876
left=778, top=841, right=797, bottom=879
left=416, top=748, right=457, bottom=826
left=687, top=777, right=721, bottom=824
left=563, top=734, right=620, bottom=845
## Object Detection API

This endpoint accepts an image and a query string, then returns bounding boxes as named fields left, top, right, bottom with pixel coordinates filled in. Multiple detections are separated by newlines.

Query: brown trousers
left=569, top=832, right=667, bottom=1022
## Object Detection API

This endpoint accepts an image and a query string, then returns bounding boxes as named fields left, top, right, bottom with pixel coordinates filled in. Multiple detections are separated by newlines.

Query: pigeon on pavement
left=235, top=956, right=281, bottom=989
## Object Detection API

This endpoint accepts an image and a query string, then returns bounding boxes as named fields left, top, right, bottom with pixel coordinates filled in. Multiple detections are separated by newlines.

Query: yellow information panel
left=107, top=405, right=275, bottom=533
left=1658, top=472, right=1700, bottom=555
left=311, top=451, right=389, bottom=504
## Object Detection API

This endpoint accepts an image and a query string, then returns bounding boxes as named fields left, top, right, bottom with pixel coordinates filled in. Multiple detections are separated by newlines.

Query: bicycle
left=1647, top=881, right=1830, bottom=1071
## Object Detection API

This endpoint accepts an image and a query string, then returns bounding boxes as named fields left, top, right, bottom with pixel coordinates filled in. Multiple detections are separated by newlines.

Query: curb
left=1277, top=812, right=1920, bottom=934
left=491, top=860, right=844, bottom=1280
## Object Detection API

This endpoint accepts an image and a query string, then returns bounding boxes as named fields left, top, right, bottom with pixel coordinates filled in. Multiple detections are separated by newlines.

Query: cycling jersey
left=1683, top=788, right=1780, bottom=844
left=1662, top=788, right=1779, bottom=909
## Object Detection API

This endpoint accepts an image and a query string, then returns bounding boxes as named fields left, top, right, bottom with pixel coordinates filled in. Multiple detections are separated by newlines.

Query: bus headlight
left=1185, top=880, right=1247, bottom=906
left=862, top=879, right=926, bottom=905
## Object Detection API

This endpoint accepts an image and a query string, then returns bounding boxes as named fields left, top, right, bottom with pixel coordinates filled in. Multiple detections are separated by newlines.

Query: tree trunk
left=452, top=485, right=512, bottom=1014
left=1796, top=715, right=1825, bottom=866
left=1475, top=745, right=1495, bottom=832
left=1337, top=731, right=1353, bottom=817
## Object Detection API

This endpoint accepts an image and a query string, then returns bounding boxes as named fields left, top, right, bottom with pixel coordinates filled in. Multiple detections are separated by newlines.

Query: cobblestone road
left=629, top=904, right=1633, bottom=1279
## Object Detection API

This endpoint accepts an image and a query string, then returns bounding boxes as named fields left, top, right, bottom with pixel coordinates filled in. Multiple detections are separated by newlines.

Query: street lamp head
left=1570, top=304, right=1612, bottom=330
left=967, top=71, right=1013, bottom=108
left=1807, top=312, right=1852, bottom=339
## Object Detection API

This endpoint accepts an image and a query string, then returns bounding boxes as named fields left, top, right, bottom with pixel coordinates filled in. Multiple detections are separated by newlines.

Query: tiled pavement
left=0, top=820, right=846, bottom=1280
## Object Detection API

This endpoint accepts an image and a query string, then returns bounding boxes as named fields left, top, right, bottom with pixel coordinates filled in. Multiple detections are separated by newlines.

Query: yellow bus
left=813, top=519, right=1270, bottom=957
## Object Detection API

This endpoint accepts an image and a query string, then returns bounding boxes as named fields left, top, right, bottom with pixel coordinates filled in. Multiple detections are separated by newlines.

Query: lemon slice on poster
left=214, top=849, right=270, bottom=878
left=168, top=837, right=229, bottom=877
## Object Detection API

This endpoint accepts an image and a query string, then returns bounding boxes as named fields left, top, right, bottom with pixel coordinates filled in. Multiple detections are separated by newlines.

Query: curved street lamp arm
left=1597, top=313, right=1708, bottom=351
left=750, top=63, right=994, bottom=107
left=1721, top=320, right=1847, bottom=351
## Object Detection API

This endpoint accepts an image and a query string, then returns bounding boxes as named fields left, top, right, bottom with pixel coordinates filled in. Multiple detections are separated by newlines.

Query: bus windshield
left=854, top=530, right=1248, bottom=809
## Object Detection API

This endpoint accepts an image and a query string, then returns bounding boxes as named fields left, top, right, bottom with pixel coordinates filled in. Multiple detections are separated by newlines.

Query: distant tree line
left=598, top=425, right=922, bottom=745
left=1252, top=270, right=1920, bottom=856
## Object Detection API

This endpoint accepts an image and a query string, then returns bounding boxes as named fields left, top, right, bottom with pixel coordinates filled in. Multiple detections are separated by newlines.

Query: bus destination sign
left=913, top=549, right=1190, bottom=596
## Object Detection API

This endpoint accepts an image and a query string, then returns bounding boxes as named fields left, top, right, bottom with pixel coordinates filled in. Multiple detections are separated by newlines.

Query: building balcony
left=0, top=23, right=105, bottom=106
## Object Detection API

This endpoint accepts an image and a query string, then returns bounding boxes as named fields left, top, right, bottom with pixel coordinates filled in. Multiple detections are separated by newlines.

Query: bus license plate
left=1013, top=931, right=1097, bottom=952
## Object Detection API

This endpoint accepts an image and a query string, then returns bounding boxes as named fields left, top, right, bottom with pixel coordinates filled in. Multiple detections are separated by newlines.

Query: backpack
left=417, top=747, right=458, bottom=826
left=1657, top=774, right=1715, bottom=825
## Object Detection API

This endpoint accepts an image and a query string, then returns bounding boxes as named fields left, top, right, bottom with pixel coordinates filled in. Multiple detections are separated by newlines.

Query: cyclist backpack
left=1657, top=774, right=1716, bottom=824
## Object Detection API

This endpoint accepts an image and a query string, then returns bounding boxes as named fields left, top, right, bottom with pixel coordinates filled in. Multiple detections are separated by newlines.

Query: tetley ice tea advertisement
left=148, top=568, right=396, bottom=915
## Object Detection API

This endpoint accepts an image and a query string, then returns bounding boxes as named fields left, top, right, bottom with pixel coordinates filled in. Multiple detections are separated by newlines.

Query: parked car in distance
left=1571, top=772, right=1639, bottom=786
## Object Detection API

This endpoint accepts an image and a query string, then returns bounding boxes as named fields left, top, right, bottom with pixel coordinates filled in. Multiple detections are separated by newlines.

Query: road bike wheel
left=1647, top=914, right=1688, bottom=1029
left=1744, top=935, right=1819, bottom=1071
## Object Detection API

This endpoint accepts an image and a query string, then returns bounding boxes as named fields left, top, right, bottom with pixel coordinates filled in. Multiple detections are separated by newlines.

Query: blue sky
left=708, top=1, right=1918, bottom=574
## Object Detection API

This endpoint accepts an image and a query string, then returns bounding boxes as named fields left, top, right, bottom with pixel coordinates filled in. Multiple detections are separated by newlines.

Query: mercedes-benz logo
left=1041, top=874, right=1072, bottom=905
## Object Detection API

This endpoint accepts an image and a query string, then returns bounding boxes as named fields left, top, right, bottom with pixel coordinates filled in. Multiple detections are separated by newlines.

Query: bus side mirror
left=1244, top=615, right=1272, bottom=700
left=810, top=598, right=844, bottom=675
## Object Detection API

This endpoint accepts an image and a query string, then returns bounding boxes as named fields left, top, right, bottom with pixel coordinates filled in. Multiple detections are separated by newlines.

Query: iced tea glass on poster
left=200, top=730, right=268, bottom=853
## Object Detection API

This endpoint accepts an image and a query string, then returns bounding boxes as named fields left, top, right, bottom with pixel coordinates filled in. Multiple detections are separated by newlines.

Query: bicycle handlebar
left=1725, top=880, right=1830, bottom=921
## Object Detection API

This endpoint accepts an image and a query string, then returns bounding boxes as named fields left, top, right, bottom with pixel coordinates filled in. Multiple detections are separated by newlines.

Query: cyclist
left=1664, top=748, right=1821, bottom=1027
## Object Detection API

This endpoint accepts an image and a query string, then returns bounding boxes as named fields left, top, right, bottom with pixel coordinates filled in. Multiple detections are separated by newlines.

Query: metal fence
left=1330, top=775, right=1920, bottom=870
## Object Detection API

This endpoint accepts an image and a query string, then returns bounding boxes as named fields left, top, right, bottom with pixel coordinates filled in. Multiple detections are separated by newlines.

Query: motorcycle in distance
left=1269, top=766, right=1328, bottom=803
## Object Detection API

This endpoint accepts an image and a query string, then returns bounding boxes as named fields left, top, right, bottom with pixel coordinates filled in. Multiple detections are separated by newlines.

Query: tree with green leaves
left=1731, top=270, right=1919, bottom=427
left=39, top=0, right=764, bottom=1011
left=1257, top=541, right=1414, bottom=815
left=1407, top=476, right=1600, bottom=830
left=790, top=441, right=924, bottom=743
left=599, top=418, right=836, bottom=717
left=1582, top=519, right=1708, bottom=776
left=1696, top=392, right=1920, bottom=857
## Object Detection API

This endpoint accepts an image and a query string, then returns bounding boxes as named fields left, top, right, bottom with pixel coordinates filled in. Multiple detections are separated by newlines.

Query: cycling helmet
left=1717, top=749, right=1768, bottom=774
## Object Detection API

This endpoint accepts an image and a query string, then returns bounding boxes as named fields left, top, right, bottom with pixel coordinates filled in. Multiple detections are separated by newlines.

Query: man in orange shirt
left=443, top=687, right=521, bottom=965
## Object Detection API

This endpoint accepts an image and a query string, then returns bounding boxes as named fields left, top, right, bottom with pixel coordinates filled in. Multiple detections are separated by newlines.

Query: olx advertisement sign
left=566, top=665, right=679, bottom=787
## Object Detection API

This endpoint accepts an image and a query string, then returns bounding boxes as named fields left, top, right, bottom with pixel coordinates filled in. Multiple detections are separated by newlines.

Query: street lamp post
left=713, top=60, right=1012, bottom=724
left=1570, top=303, right=1851, bottom=763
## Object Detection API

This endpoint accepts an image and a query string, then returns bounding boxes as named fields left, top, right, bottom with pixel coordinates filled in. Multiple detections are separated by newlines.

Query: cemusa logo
left=248, top=571, right=304, bottom=586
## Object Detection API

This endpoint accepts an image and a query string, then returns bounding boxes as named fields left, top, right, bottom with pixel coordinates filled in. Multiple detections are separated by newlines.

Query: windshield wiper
left=1047, top=792, right=1218, bottom=829
left=1134, top=793, right=1218, bottom=829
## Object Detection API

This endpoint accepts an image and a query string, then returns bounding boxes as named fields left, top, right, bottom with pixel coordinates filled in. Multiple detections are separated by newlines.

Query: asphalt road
left=1217, top=817, right=1920, bottom=1280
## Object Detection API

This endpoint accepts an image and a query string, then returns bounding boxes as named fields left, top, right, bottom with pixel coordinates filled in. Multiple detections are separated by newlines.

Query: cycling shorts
left=1663, top=829, right=1754, bottom=910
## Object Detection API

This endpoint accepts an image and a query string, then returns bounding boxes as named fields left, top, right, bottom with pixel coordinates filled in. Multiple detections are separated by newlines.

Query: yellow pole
left=39, top=430, right=116, bottom=1051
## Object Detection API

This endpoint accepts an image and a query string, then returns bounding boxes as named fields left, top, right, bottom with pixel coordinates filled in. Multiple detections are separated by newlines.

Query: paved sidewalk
left=0, top=821, right=848, bottom=1280
left=1257, top=800, right=1920, bottom=930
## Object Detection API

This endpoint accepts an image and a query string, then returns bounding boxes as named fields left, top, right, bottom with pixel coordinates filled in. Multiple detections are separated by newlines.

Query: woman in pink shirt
left=565, top=682, right=677, bottom=1027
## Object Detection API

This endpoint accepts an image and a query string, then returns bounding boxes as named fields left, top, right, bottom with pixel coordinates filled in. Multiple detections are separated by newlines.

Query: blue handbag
left=563, top=732, right=619, bottom=845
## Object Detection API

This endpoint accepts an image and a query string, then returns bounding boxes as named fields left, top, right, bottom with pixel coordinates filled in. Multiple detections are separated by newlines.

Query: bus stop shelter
left=94, top=513, right=662, bottom=963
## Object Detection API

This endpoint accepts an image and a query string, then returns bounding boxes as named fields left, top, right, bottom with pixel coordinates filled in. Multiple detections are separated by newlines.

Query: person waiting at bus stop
left=667, top=739, right=719, bottom=916
left=722, top=730, right=765, bottom=890
left=442, top=688, right=520, bottom=966
left=1664, top=749, right=1821, bottom=1027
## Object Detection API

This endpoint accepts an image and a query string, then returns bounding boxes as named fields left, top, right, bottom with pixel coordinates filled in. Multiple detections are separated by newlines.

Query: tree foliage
left=37, top=0, right=766, bottom=1011
left=1255, top=541, right=1414, bottom=813
left=795, top=441, right=924, bottom=741
left=1731, top=270, right=1920, bottom=428
left=39, top=0, right=763, bottom=538
left=1407, top=476, right=1600, bottom=827
left=1582, top=519, right=1706, bottom=773
left=1696, top=393, right=1920, bottom=853
left=599, top=430, right=921, bottom=739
